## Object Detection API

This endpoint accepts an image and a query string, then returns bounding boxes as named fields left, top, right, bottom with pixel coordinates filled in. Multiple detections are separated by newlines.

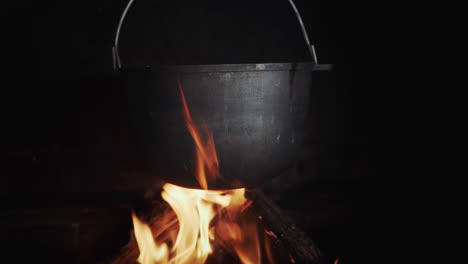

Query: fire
left=178, top=80, right=219, bottom=190
left=132, top=184, right=252, bottom=264
left=117, top=81, right=265, bottom=264
left=131, top=212, right=169, bottom=263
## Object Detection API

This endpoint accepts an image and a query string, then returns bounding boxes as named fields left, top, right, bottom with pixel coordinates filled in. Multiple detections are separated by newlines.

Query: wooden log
left=249, top=190, right=323, bottom=264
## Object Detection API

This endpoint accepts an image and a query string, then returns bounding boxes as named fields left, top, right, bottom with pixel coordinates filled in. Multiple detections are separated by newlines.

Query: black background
left=2, top=0, right=467, bottom=263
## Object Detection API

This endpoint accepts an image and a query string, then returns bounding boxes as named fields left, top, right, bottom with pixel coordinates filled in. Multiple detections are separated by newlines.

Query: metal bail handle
left=112, top=0, right=319, bottom=70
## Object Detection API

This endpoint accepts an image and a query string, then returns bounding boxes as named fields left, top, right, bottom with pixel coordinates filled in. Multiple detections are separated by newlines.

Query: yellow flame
left=132, top=212, right=169, bottom=264
left=132, top=184, right=250, bottom=264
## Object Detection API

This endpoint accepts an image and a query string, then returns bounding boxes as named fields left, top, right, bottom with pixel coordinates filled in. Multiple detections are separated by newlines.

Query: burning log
left=110, top=187, right=322, bottom=264
left=249, top=190, right=322, bottom=264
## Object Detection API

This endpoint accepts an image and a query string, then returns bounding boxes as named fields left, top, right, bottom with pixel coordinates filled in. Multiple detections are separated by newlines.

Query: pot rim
left=121, top=62, right=332, bottom=73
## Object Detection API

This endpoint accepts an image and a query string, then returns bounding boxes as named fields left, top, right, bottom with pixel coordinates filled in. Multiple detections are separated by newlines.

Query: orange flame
left=178, top=80, right=219, bottom=189
left=118, top=81, right=269, bottom=264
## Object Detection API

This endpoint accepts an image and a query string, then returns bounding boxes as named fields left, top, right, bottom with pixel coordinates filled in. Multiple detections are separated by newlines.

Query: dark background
left=2, top=0, right=467, bottom=263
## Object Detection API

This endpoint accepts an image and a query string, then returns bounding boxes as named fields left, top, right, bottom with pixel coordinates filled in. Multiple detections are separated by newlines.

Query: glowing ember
left=114, top=81, right=265, bottom=264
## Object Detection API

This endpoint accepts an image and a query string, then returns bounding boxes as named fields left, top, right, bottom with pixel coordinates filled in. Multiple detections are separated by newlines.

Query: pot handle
left=112, top=0, right=318, bottom=70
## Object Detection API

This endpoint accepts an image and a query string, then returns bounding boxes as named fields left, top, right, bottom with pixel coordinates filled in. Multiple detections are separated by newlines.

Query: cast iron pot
left=123, top=63, right=330, bottom=189
left=114, top=0, right=331, bottom=189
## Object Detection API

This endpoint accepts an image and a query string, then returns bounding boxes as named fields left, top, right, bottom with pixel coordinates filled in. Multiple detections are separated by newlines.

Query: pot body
left=124, top=62, right=322, bottom=189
